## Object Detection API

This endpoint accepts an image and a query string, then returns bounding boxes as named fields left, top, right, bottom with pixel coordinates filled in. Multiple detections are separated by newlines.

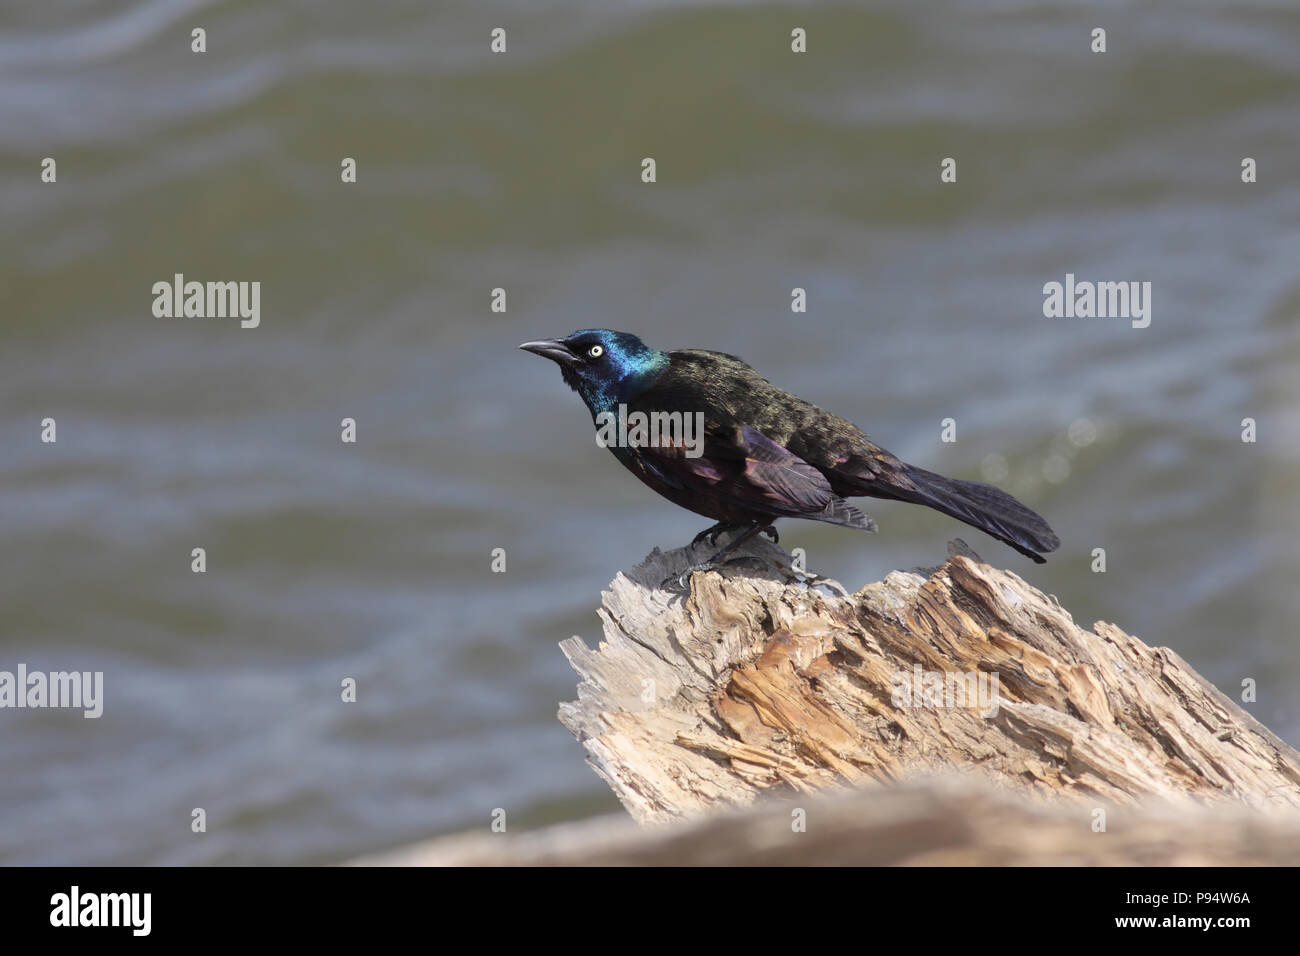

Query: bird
left=519, top=329, right=1059, bottom=579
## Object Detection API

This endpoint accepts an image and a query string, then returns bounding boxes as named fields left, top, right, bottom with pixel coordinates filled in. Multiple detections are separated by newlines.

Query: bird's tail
left=890, top=465, right=1059, bottom=563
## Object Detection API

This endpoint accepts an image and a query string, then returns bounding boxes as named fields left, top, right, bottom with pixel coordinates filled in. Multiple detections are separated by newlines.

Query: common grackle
left=520, top=330, right=1059, bottom=575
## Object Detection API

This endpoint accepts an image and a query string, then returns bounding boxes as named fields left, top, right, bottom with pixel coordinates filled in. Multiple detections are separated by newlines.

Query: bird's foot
left=689, top=522, right=778, bottom=549
left=690, top=521, right=741, bottom=549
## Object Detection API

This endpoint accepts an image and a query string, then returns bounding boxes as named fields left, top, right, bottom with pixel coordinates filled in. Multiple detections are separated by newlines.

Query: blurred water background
left=1, top=0, right=1298, bottom=864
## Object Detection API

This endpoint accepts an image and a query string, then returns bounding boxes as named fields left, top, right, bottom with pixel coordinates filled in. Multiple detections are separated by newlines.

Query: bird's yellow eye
left=588, top=345, right=604, bottom=359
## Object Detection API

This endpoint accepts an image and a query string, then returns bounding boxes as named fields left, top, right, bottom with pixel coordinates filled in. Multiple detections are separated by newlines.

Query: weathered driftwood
left=357, top=775, right=1300, bottom=866
left=557, top=536, right=1300, bottom=823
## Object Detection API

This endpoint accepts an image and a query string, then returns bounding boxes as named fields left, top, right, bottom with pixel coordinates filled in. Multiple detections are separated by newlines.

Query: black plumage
left=520, top=329, right=1060, bottom=566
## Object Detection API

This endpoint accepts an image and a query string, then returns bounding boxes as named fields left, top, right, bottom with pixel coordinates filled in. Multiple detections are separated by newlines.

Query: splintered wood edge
left=557, top=538, right=1300, bottom=822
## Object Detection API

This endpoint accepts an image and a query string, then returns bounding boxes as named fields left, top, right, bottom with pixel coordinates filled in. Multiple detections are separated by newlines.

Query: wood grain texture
left=558, top=536, right=1300, bottom=822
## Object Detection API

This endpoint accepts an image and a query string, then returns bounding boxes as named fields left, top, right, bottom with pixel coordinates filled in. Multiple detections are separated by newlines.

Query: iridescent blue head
left=519, top=329, right=669, bottom=413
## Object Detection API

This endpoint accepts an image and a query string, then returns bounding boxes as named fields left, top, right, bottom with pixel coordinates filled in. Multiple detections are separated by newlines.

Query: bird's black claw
left=761, top=526, right=778, bottom=544
left=691, top=521, right=742, bottom=549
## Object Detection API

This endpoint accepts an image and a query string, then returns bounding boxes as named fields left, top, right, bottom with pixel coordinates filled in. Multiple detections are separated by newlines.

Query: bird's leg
left=665, top=521, right=770, bottom=589
left=702, top=522, right=765, bottom=565
left=690, top=522, right=778, bottom=550
left=690, top=521, right=742, bottom=549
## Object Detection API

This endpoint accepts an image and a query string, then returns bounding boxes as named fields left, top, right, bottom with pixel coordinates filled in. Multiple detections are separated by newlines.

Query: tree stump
left=558, top=536, right=1300, bottom=823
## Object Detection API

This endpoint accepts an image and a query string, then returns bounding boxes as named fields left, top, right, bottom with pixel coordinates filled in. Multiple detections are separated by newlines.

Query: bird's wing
left=631, top=422, right=876, bottom=529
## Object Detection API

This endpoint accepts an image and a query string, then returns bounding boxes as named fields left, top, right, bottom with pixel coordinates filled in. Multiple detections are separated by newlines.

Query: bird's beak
left=518, top=338, right=577, bottom=366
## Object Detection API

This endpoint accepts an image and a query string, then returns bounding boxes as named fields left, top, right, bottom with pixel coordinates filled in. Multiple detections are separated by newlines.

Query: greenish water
left=1, top=1, right=1298, bottom=864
